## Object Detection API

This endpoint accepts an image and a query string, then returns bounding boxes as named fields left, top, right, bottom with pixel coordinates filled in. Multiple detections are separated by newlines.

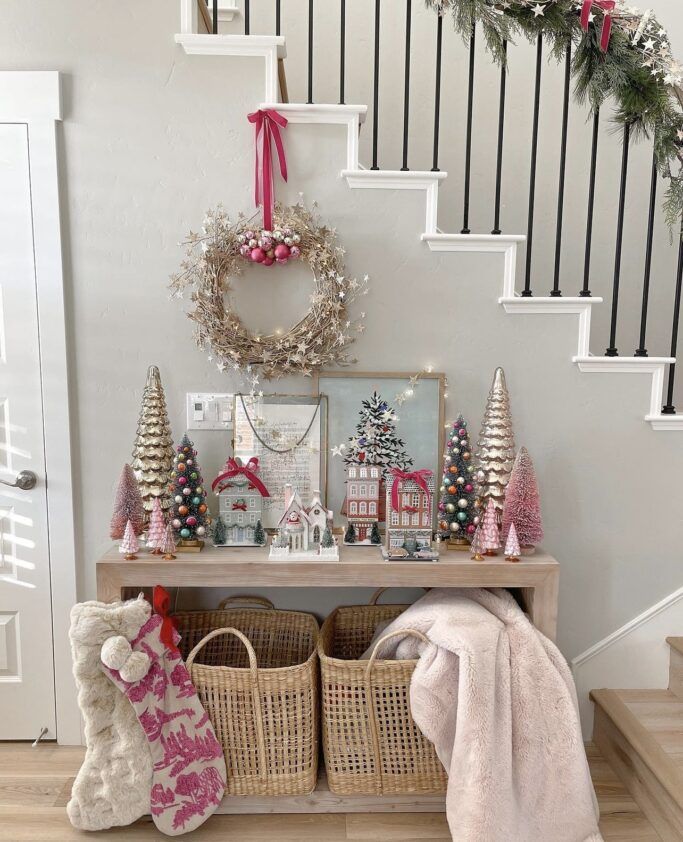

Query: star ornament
left=331, top=444, right=346, bottom=458
left=532, top=3, right=545, bottom=17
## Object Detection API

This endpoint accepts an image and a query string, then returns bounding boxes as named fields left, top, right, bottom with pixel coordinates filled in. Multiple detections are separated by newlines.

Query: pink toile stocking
left=100, top=594, right=226, bottom=836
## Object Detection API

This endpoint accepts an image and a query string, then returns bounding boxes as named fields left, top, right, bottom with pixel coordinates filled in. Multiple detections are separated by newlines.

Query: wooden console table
left=96, top=544, right=559, bottom=814
left=96, top=545, right=559, bottom=641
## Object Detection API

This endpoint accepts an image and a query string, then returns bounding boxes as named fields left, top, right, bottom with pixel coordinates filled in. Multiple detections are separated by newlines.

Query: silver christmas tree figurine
left=131, top=365, right=175, bottom=519
left=475, top=367, right=515, bottom=512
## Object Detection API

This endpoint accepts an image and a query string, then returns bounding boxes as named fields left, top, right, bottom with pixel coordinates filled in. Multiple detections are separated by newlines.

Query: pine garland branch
left=426, top=0, right=683, bottom=228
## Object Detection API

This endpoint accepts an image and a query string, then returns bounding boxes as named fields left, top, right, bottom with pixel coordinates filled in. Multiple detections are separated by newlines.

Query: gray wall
left=2, top=1, right=682, bottom=658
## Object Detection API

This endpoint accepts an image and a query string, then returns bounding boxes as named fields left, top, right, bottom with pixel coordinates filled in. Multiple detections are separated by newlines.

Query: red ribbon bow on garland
left=232, top=501, right=247, bottom=511
left=581, top=0, right=615, bottom=53
left=247, top=108, right=288, bottom=231
left=211, top=457, right=271, bottom=498
left=389, top=468, right=433, bottom=513
left=153, top=585, right=179, bottom=654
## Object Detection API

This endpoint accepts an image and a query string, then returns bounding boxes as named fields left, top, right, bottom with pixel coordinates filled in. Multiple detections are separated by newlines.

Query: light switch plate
left=186, top=393, right=234, bottom=431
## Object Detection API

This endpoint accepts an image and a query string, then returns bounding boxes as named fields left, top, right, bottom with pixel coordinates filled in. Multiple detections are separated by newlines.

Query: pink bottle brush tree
left=501, top=447, right=543, bottom=551
left=111, top=464, right=146, bottom=540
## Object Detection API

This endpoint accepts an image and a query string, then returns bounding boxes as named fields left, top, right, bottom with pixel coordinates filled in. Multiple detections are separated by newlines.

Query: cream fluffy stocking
left=67, top=596, right=153, bottom=830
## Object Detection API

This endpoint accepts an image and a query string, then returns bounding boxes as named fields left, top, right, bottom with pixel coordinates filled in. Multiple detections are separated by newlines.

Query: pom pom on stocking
left=101, top=635, right=151, bottom=683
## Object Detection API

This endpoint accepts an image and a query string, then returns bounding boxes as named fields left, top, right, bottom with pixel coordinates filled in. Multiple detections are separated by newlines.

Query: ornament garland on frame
left=438, top=414, right=480, bottom=550
left=475, top=368, right=515, bottom=514
left=131, top=366, right=174, bottom=521
left=169, top=434, right=209, bottom=551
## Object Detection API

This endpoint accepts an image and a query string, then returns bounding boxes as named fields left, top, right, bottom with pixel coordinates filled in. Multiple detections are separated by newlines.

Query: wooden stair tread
left=615, top=690, right=683, bottom=769
left=666, top=637, right=683, bottom=657
left=592, top=688, right=683, bottom=840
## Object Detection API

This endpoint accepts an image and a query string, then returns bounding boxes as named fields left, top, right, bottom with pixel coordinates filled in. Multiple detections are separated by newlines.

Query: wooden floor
left=0, top=743, right=661, bottom=841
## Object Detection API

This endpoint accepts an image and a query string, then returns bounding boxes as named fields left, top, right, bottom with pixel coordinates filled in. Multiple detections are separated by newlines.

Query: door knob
left=0, top=470, right=38, bottom=491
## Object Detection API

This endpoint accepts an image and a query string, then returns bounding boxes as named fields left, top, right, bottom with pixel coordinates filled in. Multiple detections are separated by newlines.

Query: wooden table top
left=96, top=544, right=558, bottom=589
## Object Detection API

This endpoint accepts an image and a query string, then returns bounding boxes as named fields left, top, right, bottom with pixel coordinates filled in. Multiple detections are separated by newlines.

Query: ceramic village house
left=385, top=471, right=435, bottom=551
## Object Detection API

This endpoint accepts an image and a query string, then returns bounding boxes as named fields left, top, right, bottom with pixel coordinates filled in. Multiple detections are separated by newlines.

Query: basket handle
left=185, top=627, right=268, bottom=787
left=363, top=628, right=432, bottom=795
left=217, top=595, right=275, bottom=611
left=369, top=587, right=427, bottom=605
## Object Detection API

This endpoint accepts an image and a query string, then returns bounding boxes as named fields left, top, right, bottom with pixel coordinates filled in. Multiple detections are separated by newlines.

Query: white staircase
left=175, top=22, right=681, bottom=431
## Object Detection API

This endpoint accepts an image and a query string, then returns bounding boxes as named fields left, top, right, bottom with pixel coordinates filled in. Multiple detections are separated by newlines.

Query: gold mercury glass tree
left=475, top=367, right=516, bottom=512
left=131, top=365, right=175, bottom=520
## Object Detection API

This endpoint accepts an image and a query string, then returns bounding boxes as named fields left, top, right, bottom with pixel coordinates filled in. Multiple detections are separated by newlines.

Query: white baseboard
left=572, top=586, right=683, bottom=739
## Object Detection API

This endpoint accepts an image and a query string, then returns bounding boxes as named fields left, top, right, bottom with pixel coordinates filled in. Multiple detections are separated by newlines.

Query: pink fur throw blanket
left=364, top=588, right=602, bottom=842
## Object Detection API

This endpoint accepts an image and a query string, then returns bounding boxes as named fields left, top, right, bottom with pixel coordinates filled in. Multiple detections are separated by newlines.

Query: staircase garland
left=427, top=0, right=683, bottom=228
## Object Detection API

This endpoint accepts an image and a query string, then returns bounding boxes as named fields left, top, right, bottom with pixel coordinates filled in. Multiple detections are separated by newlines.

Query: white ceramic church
left=269, top=484, right=338, bottom=560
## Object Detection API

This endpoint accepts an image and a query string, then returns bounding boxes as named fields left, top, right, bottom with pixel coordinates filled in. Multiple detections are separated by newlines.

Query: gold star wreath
left=170, top=202, right=369, bottom=379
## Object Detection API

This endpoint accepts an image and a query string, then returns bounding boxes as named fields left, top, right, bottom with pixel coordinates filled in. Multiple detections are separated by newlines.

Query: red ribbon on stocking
left=247, top=108, right=288, bottom=231
left=581, top=0, right=615, bottom=52
left=389, top=468, right=433, bottom=513
left=212, top=457, right=270, bottom=497
left=153, top=585, right=179, bottom=654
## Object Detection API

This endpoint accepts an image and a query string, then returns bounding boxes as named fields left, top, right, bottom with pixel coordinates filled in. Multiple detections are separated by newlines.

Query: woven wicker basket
left=182, top=597, right=319, bottom=797
left=319, top=588, right=447, bottom=796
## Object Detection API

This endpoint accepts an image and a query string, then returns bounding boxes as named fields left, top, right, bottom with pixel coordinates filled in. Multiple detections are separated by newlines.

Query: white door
left=0, top=123, right=56, bottom=739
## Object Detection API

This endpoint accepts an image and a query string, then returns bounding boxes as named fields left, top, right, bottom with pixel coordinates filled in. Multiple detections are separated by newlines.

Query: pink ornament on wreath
left=251, top=247, right=266, bottom=263
left=274, top=244, right=290, bottom=261
left=290, top=245, right=301, bottom=258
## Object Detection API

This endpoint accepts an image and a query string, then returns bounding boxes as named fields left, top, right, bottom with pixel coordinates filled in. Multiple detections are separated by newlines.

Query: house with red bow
left=385, top=469, right=435, bottom=552
left=211, top=456, right=270, bottom=546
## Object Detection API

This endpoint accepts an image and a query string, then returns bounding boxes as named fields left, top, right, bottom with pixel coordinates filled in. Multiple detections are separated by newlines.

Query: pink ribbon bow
left=212, top=457, right=270, bottom=498
left=581, top=0, right=615, bottom=52
left=389, top=468, right=433, bottom=513
left=247, top=108, right=288, bottom=231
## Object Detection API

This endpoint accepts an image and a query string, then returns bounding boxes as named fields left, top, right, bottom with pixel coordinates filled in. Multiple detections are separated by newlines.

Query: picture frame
left=311, top=371, right=446, bottom=528
left=232, top=393, right=328, bottom=529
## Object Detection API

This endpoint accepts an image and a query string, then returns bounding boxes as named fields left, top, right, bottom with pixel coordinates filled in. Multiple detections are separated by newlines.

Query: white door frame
left=0, top=71, right=79, bottom=744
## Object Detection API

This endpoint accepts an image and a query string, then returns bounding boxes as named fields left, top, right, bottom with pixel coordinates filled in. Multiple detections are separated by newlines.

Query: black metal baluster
left=212, top=0, right=218, bottom=33
left=244, top=0, right=250, bottom=34
left=371, top=0, right=381, bottom=169
left=492, top=41, right=507, bottom=236
left=551, top=42, right=571, bottom=297
left=400, top=0, right=412, bottom=171
left=662, top=219, right=683, bottom=414
left=431, top=12, right=443, bottom=172
left=276, top=0, right=281, bottom=35
left=339, top=0, right=346, bottom=104
left=461, top=23, right=476, bottom=233
left=307, top=0, right=314, bottom=104
left=522, top=34, right=543, bottom=297
left=635, top=154, right=658, bottom=357
left=580, top=109, right=600, bottom=297
left=605, top=122, right=631, bottom=357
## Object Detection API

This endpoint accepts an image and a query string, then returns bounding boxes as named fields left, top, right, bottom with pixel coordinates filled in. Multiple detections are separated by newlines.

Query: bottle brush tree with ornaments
left=475, top=367, right=515, bottom=513
left=344, top=392, right=412, bottom=472
left=110, top=464, right=146, bottom=540
left=169, top=433, right=209, bottom=549
left=438, top=414, right=480, bottom=547
left=501, top=447, right=543, bottom=552
left=131, top=365, right=175, bottom=521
